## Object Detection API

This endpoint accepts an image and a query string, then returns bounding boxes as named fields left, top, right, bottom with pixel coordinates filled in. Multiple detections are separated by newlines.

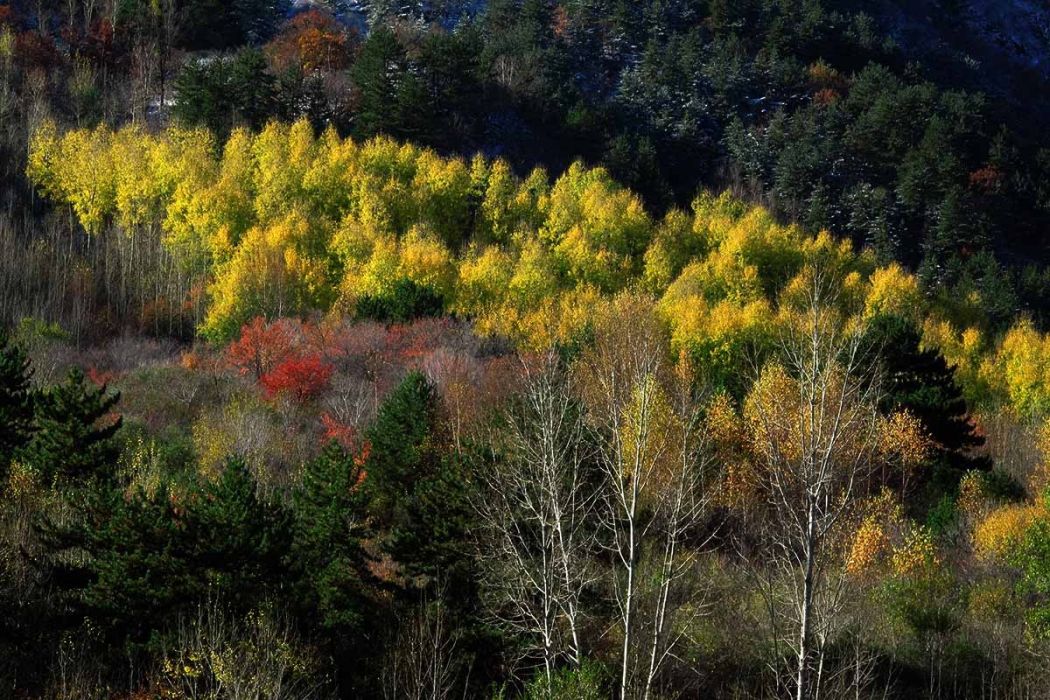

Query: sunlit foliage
left=27, top=119, right=1050, bottom=425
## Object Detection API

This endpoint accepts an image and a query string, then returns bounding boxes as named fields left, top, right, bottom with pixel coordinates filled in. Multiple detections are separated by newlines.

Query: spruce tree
left=363, top=371, right=473, bottom=585
left=39, top=458, right=290, bottom=643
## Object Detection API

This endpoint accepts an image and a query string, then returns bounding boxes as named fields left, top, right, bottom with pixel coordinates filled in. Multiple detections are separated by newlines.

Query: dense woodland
left=3, top=0, right=1050, bottom=698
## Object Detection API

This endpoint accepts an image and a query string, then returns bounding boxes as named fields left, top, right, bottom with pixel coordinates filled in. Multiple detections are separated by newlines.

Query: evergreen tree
left=39, top=458, right=290, bottom=643
left=356, top=278, right=445, bottom=323
left=172, top=59, right=229, bottom=136
left=363, top=371, right=472, bottom=585
left=228, top=48, right=277, bottom=131
left=352, top=27, right=433, bottom=141
left=351, top=27, right=410, bottom=139
left=174, top=50, right=276, bottom=138
left=233, top=0, right=291, bottom=45
left=867, top=315, right=990, bottom=497
left=0, top=333, right=34, bottom=477
left=292, top=441, right=374, bottom=631
left=21, top=368, right=121, bottom=486
left=292, top=441, right=381, bottom=695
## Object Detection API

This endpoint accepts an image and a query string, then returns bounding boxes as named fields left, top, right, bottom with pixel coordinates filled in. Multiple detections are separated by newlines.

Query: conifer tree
left=39, top=458, right=290, bottom=642
left=292, top=441, right=373, bottom=631
left=868, top=315, right=990, bottom=496
left=363, top=371, right=472, bottom=585
left=22, top=368, right=121, bottom=486
left=0, top=332, right=34, bottom=478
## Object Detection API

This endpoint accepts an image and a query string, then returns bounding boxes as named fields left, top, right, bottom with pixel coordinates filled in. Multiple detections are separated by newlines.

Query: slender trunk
left=620, top=503, right=636, bottom=700
left=553, top=496, right=582, bottom=667
left=542, top=535, right=554, bottom=688
left=814, top=636, right=826, bottom=700
left=796, top=502, right=817, bottom=700
left=643, top=528, right=677, bottom=700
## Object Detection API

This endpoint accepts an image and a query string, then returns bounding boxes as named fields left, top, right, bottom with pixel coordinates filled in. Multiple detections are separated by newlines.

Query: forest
left=2, top=0, right=1050, bottom=698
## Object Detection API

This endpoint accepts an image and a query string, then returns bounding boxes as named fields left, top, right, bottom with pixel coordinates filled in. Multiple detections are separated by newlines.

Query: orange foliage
left=87, top=365, right=119, bottom=388
left=321, top=412, right=355, bottom=448
left=813, top=88, right=840, bottom=106
left=846, top=516, right=890, bottom=578
left=266, top=9, right=355, bottom=74
left=226, top=317, right=297, bottom=379
left=969, top=166, right=1005, bottom=195
left=552, top=5, right=571, bottom=39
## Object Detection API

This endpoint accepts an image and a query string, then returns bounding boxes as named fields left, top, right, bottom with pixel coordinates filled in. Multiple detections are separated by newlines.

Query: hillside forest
left=2, top=1, right=1050, bottom=699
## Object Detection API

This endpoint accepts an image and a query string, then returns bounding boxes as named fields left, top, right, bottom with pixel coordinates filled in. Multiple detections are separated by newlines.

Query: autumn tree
left=260, top=354, right=333, bottom=403
left=266, top=9, right=354, bottom=75
left=741, top=273, right=884, bottom=700
left=226, top=316, right=297, bottom=380
left=576, top=293, right=717, bottom=699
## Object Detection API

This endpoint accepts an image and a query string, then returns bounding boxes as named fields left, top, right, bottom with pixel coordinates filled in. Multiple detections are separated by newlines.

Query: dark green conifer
left=292, top=441, right=373, bottom=630
left=22, top=368, right=121, bottom=486
left=0, top=332, right=34, bottom=478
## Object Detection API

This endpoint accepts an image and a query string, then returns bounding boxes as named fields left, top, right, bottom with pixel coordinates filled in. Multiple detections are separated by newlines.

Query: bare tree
left=475, top=349, right=596, bottom=684
left=381, top=596, right=464, bottom=700
left=640, top=360, right=719, bottom=699
left=161, top=598, right=332, bottom=700
left=742, top=270, right=883, bottom=700
left=576, top=293, right=717, bottom=700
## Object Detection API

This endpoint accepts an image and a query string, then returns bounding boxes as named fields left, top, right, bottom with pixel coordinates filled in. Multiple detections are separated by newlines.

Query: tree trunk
left=796, top=502, right=817, bottom=700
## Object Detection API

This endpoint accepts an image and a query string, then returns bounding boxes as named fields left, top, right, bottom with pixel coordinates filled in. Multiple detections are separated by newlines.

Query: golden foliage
left=35, top=113, right=1050, bottom=417
left=846, top=490, right=903, bottom=576
left=891, top=527, right=940, bottom=578
left=703, top=394, right=757, bottom=508
left=865, top=263, right=923, bottom=323
left=846, top=515, right=890, bottom=578
left=878, top=410, right=933, bottom=474
left=957, top=470, right=989, bottom=518
left=618, top=372, right=678, bottom=482
left=974, top=504, right=1043, bottom=560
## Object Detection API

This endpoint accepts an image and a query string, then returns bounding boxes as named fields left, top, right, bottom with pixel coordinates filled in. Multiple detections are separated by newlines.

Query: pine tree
left=22, top=368, right=121, bottom=486
left=0, top=332, right=34, bottom=477
left=351, top=27, right=408, bottom=139
left=172, top=58, right=229, bottom=135
left=38, top=458, right=290, bottom=642
left=185, top=457, right=292, bottom=609
left=292, top=441, right=373, bottom=631
left=363, top=371, right=472, bottom=585
left=228, top=48, right=277, bottom=130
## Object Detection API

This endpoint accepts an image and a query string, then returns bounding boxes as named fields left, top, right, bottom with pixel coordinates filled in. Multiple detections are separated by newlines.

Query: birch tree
left=475, top=350, right=596, bottom=683
left=577, top=293, right=717, bottom=699
left=742, top=272, right=883, bottom=700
